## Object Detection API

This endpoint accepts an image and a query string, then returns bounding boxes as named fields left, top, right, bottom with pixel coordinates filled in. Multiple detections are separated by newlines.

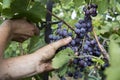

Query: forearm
left=0, top=52, right=42, bottom=80
left=0, top=20, right=12, bottom=58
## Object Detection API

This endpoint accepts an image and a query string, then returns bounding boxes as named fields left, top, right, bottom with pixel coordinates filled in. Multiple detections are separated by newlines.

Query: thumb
left=49, top=37, right=72, bottom=51
left=39, top=37, right=72, bottom=61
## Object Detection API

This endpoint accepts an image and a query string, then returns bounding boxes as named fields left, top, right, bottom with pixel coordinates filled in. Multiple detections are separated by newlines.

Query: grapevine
left=48, top=4, right=109, bottom=80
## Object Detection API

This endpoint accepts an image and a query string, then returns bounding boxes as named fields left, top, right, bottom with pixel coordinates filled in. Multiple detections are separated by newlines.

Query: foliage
left=1, top=0, right=120, bottom=80
left=105, top=34, right=120, bottom=80
left=52, top=48, right=74, bottom=69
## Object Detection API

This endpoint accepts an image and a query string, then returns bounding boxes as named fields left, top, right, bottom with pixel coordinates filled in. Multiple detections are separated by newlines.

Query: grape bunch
left=49, top=4, right=106, bottom=80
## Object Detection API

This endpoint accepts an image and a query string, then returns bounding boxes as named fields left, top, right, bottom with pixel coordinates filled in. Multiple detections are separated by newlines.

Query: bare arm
left=0, top=20, right=72, bottom=80
left=0, top=21, right=12, bottom=58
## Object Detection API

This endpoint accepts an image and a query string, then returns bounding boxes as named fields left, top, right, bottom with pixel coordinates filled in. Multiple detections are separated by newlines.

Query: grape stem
left=93, top=29, right=109, bottom=61
left=81, top=36, right=86, bottom=51
left=74, top=55, right=100, bottom=59
left=47, top=10, right=75, bottom=31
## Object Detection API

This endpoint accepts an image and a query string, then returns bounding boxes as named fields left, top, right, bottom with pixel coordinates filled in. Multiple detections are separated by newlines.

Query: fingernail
left=65, top=37, right=72, bottom=41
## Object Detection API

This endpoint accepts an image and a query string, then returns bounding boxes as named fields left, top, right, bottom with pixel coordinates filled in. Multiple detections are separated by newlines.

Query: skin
left=0, top=19, right=72, bottom=80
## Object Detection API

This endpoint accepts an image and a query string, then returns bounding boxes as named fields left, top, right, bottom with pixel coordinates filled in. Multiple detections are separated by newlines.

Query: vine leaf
left=116, top=2, right=120, bottom=13
left=92, top=57, right=104, bottom=65
left=105, top=35, right=120, bottom=80
left=73, top=0, right=85, bottom=7
left=52, top=48, right=74, bottom=69
left=28, top=2, right=46, bottom=22
left=28, top=34, right=46, bottom=53
left=92, top=0, right=108, bottom=13
left=2, top=0, right=45, bottom=22
left=2, top=0, right=12, bottom=9
left=11, top=0, right=30, bottom=13
left=57, top=64, right=68, bottom=77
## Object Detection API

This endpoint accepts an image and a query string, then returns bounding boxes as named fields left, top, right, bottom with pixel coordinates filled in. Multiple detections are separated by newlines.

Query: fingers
left=36, top=62, right=54, bottom=73
left=43, top=62, right=54, bottom=72
left=33, top=25, right=40, bottom=36
left=28, top=22, right=40, bottom=36
left=49, top=37, right=72, bottom=51
left=37, top=37, right=72, bottom=61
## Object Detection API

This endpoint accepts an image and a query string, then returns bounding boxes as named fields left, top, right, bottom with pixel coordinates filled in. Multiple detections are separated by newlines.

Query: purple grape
left=91, top=12, right=97, bottom=17
left=71, top=40, right=76, bottom=46
left=79, top=60, right=85, bottom=67
left=84, top=44, right=88, bottom=50
left=85, top=10, right=90, bottom=15
left=86, top=21, right=92, bottom=28
left=86, top=40, right=91, bottom=45
left=83, top=7, right=87, bottom=12
left=79, top=20, right=84, bottom=24
left=91, top=40, right=97, bottom=45
left=60, top=77, right=66, bottom=80
left=81, top=23, right=86, bottom=27
left=88, top=27, right=93, bottom=32
left=73, top=71, right=79, bottom=79
left=75, top=38, right=80, bottom=43
left=72, top=46, right=78, bottom=52
left=68, top=32, right=72, bottom=36
left=88, top=47, right=92, bottom=52
left=80, top=28, right=86, bottom=33
left=75, top=29, right=81, bottom=34
left=62, top=30, right=68, bottom=36
left=84, top=62, right=88, bottom=67
left=73, top=58, right=78, bottom=64
left=67, top=72, right=73, bottom=77
left=79, top=33, right=84, bottom=38
left=75, top=23, right=82, bottom=29
left=91, top=4, right=98, bottom=8
left=49, top=34, right=53, bottom=39
left=58, top=22, right=63, bottom=28
left=56, top=29, right=61, bottom=34
left=95, top=51, right=101, bottom=57
left=89, top=52, right=93, bottom=55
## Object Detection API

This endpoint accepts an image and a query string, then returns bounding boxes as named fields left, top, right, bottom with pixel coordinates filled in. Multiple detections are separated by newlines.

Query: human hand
left=0, top=36, right=72, bottom=79
left=6, top=19, right=39, bottom=42
left=34, top=37, right=72, bottom=73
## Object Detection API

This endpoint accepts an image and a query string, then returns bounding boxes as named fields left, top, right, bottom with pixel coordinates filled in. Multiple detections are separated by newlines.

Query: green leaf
left=92, top=57, right=104, bottom=65
left=116, top=15, right=120, bottom=21
left=93, top=0, right=108, bottom=13
left=85, top=0, right=89, bottom=4
left=39, top=0, right=47, bottom=4
left=0, top=3, right=2, bottom=13
left=11, top=0, right=30, bottom=13
left=88, top=76, right=100, bottom=80
left=28, top=33, right=46, bottom=53
left=60, top=0, right=72, bottom=5
left=116, top=2, right=120, bottom=13
left=2, top=0, right=12, bottom=9
left=105, top=35, right=120, bottom=80
left=117, top=0, right=120, bottom=3
left=28, top=2, right=46, bottom=22
left=57, top=64, right=68, bottom=77
left=2, top=8, right=14, bottom=18
left=52, top=48, right=74, bottom=69
left=110, top=0, right=116, bottom=9
left=73, top=0, right=85, bottom=7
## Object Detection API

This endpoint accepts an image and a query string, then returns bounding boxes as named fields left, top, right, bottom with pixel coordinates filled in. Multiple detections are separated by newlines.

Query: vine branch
left=93, top=29, right=109, bottom=61
left=47, top=10, right=75, bottom=31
